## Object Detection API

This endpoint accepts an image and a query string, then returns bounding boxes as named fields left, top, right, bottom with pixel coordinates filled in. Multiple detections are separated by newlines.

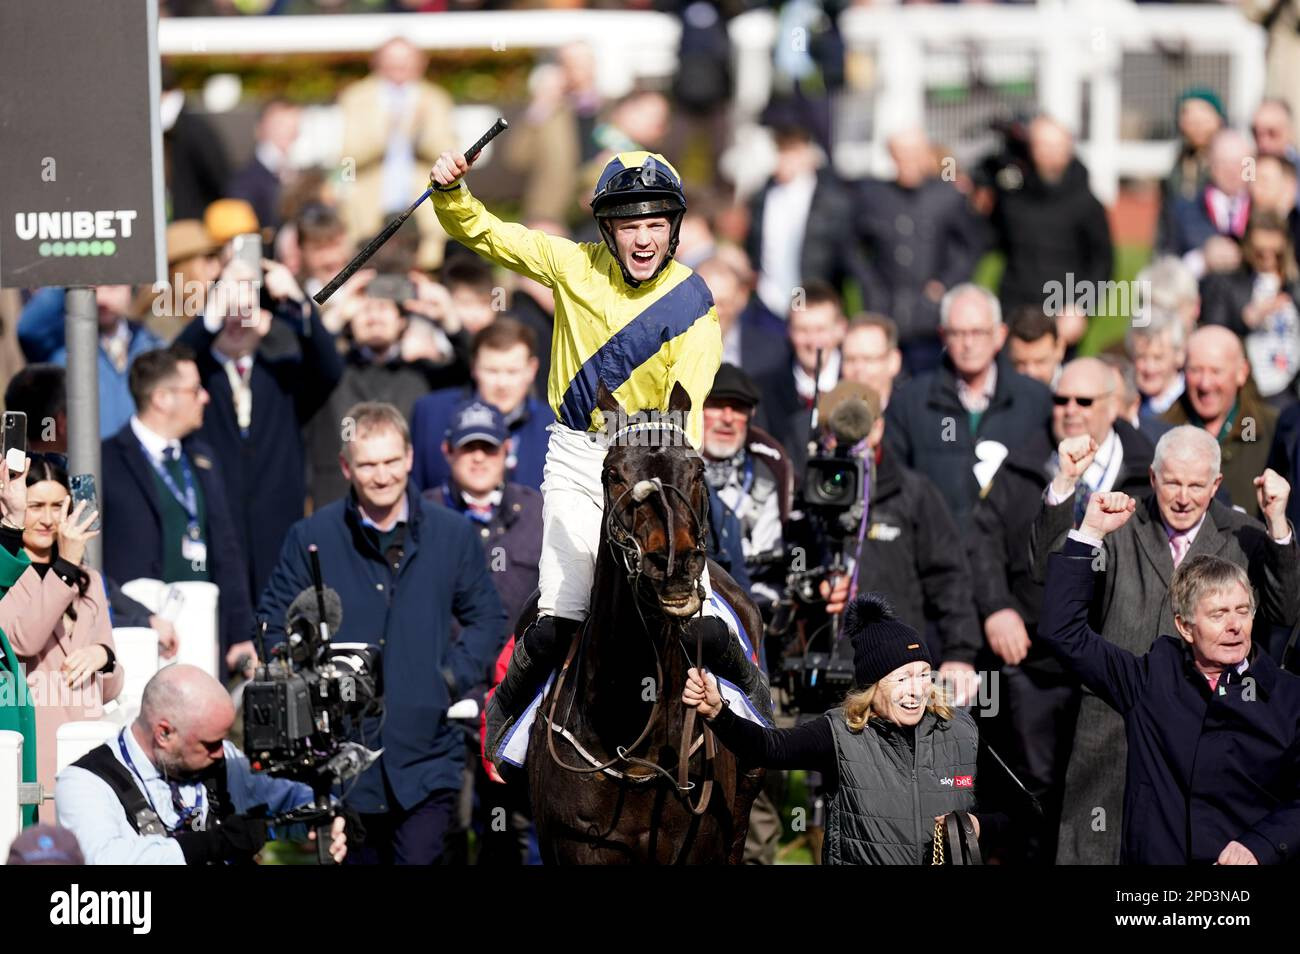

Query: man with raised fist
left=1030, top=424, right=1299, bottom=864
left=1038, top=489, right=1300, bottom=864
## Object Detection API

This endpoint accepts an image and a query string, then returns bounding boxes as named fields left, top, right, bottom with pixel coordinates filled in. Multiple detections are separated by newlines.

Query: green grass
left=972, top=243, right=1153, bottom=356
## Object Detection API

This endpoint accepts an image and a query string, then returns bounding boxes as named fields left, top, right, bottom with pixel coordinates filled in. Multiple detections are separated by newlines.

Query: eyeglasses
left=162, top=384, right=205, bottom=398
left=1053, top=393, right=1107, bottom=408
left=943, top=327, right=994, bottom=342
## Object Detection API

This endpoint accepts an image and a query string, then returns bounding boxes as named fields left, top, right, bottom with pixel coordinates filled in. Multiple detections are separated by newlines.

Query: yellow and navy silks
left=431, top=154, right=721, bottom=448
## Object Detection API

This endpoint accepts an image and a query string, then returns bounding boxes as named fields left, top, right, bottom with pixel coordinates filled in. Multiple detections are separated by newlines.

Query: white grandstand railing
left=731, top=0, right=1267, bottom=205
left=157, top=11, right=682, bottom=101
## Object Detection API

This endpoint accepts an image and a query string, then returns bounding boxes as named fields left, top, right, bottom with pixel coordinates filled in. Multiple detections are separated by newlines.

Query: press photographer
left=55, top=664, right=347, bottom=865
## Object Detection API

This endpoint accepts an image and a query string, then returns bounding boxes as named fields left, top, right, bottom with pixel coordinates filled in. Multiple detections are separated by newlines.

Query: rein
left=542, top=418, right=716, bottom=815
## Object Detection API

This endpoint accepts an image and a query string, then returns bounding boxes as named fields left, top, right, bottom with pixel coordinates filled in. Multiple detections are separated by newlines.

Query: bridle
left=543, top=418, right=718, bottom=816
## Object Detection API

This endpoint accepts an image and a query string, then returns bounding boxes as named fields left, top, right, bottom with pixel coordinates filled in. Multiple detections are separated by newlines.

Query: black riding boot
left=687, top=617, right=774, bottom=723
left=485, top=615, right=575, bottom=769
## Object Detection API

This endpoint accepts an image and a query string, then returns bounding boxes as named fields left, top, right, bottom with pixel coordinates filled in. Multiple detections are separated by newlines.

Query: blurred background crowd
left=3, top=0, right=1300, bottom=864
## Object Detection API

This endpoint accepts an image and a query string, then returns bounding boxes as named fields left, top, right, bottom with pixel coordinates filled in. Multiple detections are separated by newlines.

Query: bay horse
left=520, top=382, right=765, bottom=864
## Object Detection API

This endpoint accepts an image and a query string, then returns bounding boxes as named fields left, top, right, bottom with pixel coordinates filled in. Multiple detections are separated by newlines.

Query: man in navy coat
left=1039, top=483, right=1300, bottom=864
left=410, top=318, right=552, bottom=493
left=102, top=345, right=255, bottom=672
left=177, top=258, right=343, bottom=602
left=259, top=400, right=507, bottom=865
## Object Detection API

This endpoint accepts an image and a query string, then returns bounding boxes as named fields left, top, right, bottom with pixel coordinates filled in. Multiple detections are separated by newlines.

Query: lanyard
left=739, top=454, right=755, bottom=497
left=142, top=443, right=202, bottom=537
left=117, top=729, right=203, bottom=834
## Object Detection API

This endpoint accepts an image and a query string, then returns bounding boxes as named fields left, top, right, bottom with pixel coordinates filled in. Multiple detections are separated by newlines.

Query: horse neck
left=583, top=541, right=682, bottom=741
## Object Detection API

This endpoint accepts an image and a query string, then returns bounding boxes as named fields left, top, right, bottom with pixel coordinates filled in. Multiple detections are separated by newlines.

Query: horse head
left=598, top=381, right=710, bottom=619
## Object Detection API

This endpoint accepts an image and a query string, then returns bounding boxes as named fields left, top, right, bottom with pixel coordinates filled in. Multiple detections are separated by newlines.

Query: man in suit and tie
left=176, top=258, right=342, bottom=604
left=227, top=100, right=301, bottom=232
left=338, top=37, right=458, bottom=272
left=754, top=280, right=846, bottom=477
left=102, top=345, right=255, bottom=675
left=1030, top=424, right=1299, bottom=864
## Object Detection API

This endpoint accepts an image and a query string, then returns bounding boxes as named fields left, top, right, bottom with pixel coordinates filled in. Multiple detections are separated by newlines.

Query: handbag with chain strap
left=930, top=810, right=983, bottom=865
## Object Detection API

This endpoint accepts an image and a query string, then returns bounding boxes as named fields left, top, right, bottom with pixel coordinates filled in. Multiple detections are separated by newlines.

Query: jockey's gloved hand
left=520, top=614, right=565, bottom=661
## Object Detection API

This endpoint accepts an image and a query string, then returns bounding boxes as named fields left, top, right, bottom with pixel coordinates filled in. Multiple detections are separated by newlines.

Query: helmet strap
left=598, top=211, right=684, bottom=288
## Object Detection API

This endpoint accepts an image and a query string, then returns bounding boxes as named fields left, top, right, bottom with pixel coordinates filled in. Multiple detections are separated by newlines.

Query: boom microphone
left=286, top=586, right=343, bottom=663
left=827, top=397, right=875, bottom=449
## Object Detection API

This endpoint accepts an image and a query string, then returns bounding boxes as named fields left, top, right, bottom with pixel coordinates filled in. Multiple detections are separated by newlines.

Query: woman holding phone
left=683, top=594, right=1005, bottom=865
left=0, top=454, right=121, bottom=804
left=1199, top=212, right=1300, bottom=404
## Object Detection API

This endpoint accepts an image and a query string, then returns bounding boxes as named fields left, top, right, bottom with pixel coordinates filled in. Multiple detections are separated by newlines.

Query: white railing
left=729, top=1, right=1266, bottom=205
left=0, top=730, right=23, bottom=858
left=157, top=11, right=682, bottom=101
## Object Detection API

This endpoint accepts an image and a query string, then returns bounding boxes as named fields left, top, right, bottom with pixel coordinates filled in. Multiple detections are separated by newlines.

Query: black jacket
left=852, top=450, right=982, bottom=664
left=227, top=156, right=282, bottom=232
left=1268, top=402, right=1300, bottom=531
left=101, top=426, right=253, bottom=656
left=1041, top=536, right=1300, bottom=864
left=177, top=302, right=343, bottom=601
left=425, top=480, right=543, bottom=635
left=1201, top=267, right=1300, bottom=339
left=306, top=346, right=468, bottom=508
left=855, top=177, right=989, bottom=342
left=884, top=353, right=1053, bottom=533
left=991, top=158, right=1113, bottom=313
left=969, top=420, right=1154, bottom=674
left=165, top=107, right=231, bottom=222
left=745, top=168, right=870, bottom=299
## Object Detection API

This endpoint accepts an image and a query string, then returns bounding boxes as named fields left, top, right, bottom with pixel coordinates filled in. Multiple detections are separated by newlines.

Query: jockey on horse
left=427, top=148, right=771, bottom=768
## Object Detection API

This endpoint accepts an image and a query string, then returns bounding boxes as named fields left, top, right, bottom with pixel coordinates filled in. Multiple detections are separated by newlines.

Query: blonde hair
left=842, top=679, right=954, bottom=733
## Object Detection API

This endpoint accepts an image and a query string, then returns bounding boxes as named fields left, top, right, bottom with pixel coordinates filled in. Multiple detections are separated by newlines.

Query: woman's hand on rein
left=683, top=667, right=723, bottom=720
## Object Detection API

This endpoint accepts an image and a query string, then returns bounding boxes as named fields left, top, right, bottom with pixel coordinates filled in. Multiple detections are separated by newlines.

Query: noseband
left=541, top=417, right=718, bottom=817
left=604, top=421, right=710, bottom=602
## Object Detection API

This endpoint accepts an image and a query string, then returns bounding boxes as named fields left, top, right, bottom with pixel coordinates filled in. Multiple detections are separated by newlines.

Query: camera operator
left=811, top=382, right=982, bottom=699
left=258, top=401, right=507, bottom=865
left=700, top=364, right=794, bottom=611
left=55, top=664, right=347, bottom=865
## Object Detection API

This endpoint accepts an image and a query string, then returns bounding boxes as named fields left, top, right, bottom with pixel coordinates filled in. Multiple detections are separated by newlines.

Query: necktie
left=167, top=779, right=201, bottom=831
left=225, top=358, right=253, bottom=434
left=163, top=444, right=183, bottom=481
left=1170, top=533, right=1191, bottom=568
left=104, top=334, right=129, bottom=374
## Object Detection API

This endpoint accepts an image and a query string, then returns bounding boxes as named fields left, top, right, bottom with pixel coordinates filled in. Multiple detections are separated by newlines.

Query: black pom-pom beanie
left=844, top=592, right=932, bottom=688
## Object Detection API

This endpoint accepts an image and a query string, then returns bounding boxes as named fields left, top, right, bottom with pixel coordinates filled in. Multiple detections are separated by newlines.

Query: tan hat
left=166, top=219, right=219, bottom=265
left=203, top=198, right=260, bottom=245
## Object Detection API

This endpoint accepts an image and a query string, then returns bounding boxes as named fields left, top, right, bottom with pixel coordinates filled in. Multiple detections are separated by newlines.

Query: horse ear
left=596, top=380, right=625, bottom=417
left=667, top=381, right=692, bottom=416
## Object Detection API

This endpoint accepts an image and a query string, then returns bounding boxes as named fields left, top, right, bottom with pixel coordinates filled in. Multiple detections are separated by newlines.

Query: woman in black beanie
left=684, top=592, right=1000, bottom=864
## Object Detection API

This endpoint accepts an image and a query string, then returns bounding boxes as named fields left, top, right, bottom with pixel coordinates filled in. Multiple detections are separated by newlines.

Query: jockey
left=427, top=149, right=772, bottom=765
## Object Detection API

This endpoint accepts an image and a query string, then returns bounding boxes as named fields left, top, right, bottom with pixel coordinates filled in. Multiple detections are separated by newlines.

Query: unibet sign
left=0, top=0, right=164, bottom=286
left=14, top=210, right=140, bottom=258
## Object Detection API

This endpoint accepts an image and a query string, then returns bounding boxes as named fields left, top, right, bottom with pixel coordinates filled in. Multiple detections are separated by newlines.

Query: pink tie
left=1170, top=534, right=1190, bottom=568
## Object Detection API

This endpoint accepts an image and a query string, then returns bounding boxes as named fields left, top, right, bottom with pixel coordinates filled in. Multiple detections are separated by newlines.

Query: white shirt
left=793, top=349, right=841, bottom=404
left=359, top=496, right=410, bottom=533
left=255, top=141, right=286, bottom=177
left=380, top=81, right=418, bottom=214
left=1144, top=372, right=1185, bottom=417
left=129, top=416, right=181, bottom=467
left=757, top=171, right=817, bottom=317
